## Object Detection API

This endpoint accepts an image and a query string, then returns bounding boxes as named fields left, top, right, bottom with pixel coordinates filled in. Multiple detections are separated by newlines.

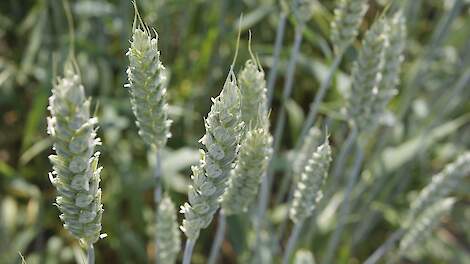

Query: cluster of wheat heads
left=45, top=1, right=470, bottom=263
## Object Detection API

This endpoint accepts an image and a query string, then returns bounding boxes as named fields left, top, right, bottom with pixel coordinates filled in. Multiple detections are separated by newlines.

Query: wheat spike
left=47, top=68, right=104, bottom=247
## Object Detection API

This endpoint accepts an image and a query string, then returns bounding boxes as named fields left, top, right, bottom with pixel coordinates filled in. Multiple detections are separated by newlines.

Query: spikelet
left=47, top=68, right=104, bottom=246
left=380, top=12, right=406, bottom=93
left=125, top=18, right=171, bottom=150
left=346, top=18, right=388, bottom=132
left=180, top=69, right=243, bottom=240
left=370, top=12, right=406, bottom=122
left=238, top=59, right=268, bottom=129
left=292, top=0, right=315, bottom=22
left=221, top=128, right=272, bottom=215
left=289, top=137, right=332, bottom=223
left=330, top=0, right=369, bottom=54
left=293, top=249, right=316, bottom=264
left=293, top=126, right=321, bottom=178
left=398, top=198, right=455, bottom=256
left=156, top=197, right=181, bottom=264
left=404, top=152, right=470, bottom=227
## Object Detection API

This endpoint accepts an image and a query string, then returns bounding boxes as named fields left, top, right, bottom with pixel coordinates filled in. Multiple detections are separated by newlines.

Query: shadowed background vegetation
left=1, top=0, right=469, bottom=263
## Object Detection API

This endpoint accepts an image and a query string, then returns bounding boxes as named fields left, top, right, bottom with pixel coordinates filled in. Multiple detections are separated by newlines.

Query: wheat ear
left=47, top=67, right=105, bottom=263
left=156, top=196, right=181, bottom=264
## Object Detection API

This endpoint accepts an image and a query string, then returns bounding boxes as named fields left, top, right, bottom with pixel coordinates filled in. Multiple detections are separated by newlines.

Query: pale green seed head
left=331, top=0, right=369, bottom=54
left=294, top=249, right=316, bottom=264
left=221, top=128, right=273, bottom=215
left=369, top=12, right=406, bottom=125
left=346, top=18, right=389, bottom=132
left=156, top=197, right=181, bottom=264
left=180, top=69, right=243, bottom=240
left=47, top=69, right=104, bottom=246
left=293, top=126, right=322, bottom=178
left=238, top=59, right=269, bottom=130
left=289, top=136, right=332, bottom=223
left=292, top=0, right=315, bottom=22
left=126, top=25, right=171, bottom=150
left=381, top=11, right=406, bottom=91
left=399, top=198, right=455, bottom=256
left=404, top=152, right=470, bottom=228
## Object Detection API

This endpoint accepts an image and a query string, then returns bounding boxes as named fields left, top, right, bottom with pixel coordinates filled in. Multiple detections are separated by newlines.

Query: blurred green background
left=0, top=0, right=469, bottom=263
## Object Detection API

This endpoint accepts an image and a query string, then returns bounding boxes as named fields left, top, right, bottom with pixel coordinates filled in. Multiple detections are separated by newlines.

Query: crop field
left=0, top=0, right=469, bottom=263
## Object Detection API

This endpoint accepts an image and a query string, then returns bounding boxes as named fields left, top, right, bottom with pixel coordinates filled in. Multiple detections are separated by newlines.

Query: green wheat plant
left=323, top=16, right=390, bottom=264
left=283, top=136, right=332, bottom=264
left=330, top=0, right=369, bottom=54
left=47, top=66, right=105, bottom=263
left=180, top=65, right=243, bottom=264
left=125, top=14, right=171, bottom=152
left=125, top=6, right=175, bottom=263
left=280, top=0, right=369, bottom=209
left=5, top=0, right=470, bottom=263
left=208, top=53, right=272, bottom=264
left=404, top=152, right=470, bottom=227
left=257, top=0, right=316, bottom=247
left=398, top=198, right=456, bottom=259
left=364, top=152, right=469, bottom=264
left=156, top=196, right=181, bottom=264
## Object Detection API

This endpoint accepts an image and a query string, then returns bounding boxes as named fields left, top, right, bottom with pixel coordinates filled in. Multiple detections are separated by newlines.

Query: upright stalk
left=282, top=220, right=304, bottom=264
left=207, top=210, right=227, bottom=264
left=87, top=244, right=95, bottom=264
left=267, top=13, right=287, bottom=107
left=277, top=126, right=357, bottom=250
left=256, top=21, right=305, bottom=246
left=298, top=53, right=343, bottom=142
left=363, top=228, right=405, bottom=264
left=154, top=149, right=163, bottom=204
left=274, top=55, right=344, bottom=205
left=154, top=150, right=162, bottom=264
left=182, top=239, right=196, bottom=264
left=323, top=137, right=364, bottom=264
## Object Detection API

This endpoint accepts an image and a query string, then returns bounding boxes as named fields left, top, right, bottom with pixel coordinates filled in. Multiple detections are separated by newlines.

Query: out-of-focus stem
left=207, top=210, right=226, bottom=264
left=282, top=220, right=304, bottom=264
left=154, top=149, right=163, bottom=204
left=154, top=149, right=162, bottom=264
left=364, top=229, right=405, bottom=264
left=267, top=13, right=287, bottom=108
left=323, top=138, right=363, bottom=264
left=256, top=21, right=305, bottom=248
left=299, top=53, right=343, bottom=142
left=87, top=244, right=95, bottom=264
left=182, top=239, right=196, bottom=264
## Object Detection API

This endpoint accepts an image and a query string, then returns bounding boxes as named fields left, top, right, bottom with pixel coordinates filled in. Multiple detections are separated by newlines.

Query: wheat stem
left=274, top=54, right=343, bottom=207
left=207, top=210, right=226, bottom=264
left=267, top=13, right=287, bottom=107
left=182, top=239, right=195, bottom=264
left=87, top=244, right=94, bottom=264
left=282, top=220, right=304, bottom=264
left=154, top=150, right=162, bottom=264
left=154, top=150, right=162, bottom=204
left=299, top=53, right=343, bottom=142
left=323, top=139, right=363, bottom=264
left=257, top=22, right=305, bottom=241
left=364, top=229, right=405, bottom=264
